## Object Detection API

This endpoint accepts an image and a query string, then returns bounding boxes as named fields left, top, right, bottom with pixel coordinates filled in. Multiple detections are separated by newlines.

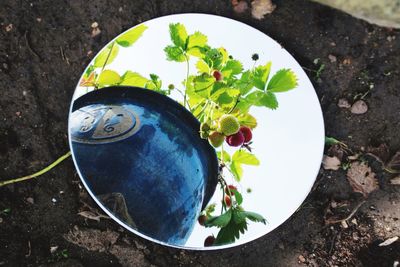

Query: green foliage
left=93, top=43, right=119, bottom=68
left=229, top=150, right=259, bottom=181
left=116, top=24, right=148, bottom=47
left=97, top=70, right=121, bottom=86
left=267, top=69, right=298, bottom=93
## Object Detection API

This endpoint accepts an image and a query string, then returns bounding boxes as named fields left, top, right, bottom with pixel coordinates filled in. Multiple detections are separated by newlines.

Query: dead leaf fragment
left=64, top=227, right=119, bottom=252
left=366, top=143, right=390, bottom=164
left=390, top=176, right=400, bottom=185
left=233, top=0, right=249, bottom=14
left=351, top=100, right=368, bottom=114
left=251, top=0, right=276, bottom=20
left=338, top=98, right=351, bottom=109
left=386, top=151, right=400, bottom=173
left=322, top=155, right=341, bottom=170
left=378, top=236, right=399, bottom=247
left=78, top=210, right=109, bottom=222
left=346, top=162, right=378, bottom=197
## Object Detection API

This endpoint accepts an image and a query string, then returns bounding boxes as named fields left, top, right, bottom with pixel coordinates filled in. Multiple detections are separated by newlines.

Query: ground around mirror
left=0, top=0, right=399, bottom=266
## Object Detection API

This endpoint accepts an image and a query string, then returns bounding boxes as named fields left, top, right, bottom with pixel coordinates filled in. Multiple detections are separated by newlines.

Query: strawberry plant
left=3, top=22, right=298, bottom=246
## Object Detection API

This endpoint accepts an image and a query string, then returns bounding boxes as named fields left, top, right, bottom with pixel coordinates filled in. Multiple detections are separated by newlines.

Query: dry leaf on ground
left=251, top=0, right=276, bottom=20
left=366, top=143, right=390, bottom=164
left=338, top=98, right=351, bottom=108
left=350, top=100, right=368, bottom=114
left=379, top=236, right=399, bottom=247
left=78, top=211, right=109, bottom=222
left=386, top=151, right=400, bottom=173
left=232, top=0, right=249, bottom=14
left=346, top=162, right=378, bottom=197
left=390, top=176, right=400, bottom=185
left=64, top=227, right=119, bottom=252
left=322, top=155, right=341, bottom=170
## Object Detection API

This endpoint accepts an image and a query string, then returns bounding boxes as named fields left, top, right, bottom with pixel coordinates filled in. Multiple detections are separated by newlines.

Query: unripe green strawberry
left=218, top=114, right=240, bottom=136
left=208, top=131, right=224, bottom=147
left=200, top=122, right=211, bottom=132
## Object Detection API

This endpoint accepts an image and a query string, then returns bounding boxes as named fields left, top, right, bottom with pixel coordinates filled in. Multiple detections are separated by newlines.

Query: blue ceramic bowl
left=69, top=86, right=219, bottom=245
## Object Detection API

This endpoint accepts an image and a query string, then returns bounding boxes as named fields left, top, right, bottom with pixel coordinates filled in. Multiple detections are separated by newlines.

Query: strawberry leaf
left=119, top=71, right=148, bottom=87
left=233, top=150, right=260, bottom=166
left=267, top=69, right=298, bottom=92
left=97, top=70, right=121, bottom=87
left=169, top=23, right=188, bottom=50
left=230, top=161, right=243, bottom=182
left=237, top=113, right=257, bottom=129
left=94, top=43, right=119, bottom=68
left=193, top=74, right=215, bottom=98
left=253, top=62, right=271, bottom=90
left=235, top=71, right=254, bottom=95
left=164, top=45, right=186, bottom=62
left=204, top=209, right=232, bottom=228
left=196, top=59, right=210, bottom=74
left=187, top=31, right=207, bottom=49
left=214, top=210, right=248, bottom=245
left=246, top=91, right=278, bottom=109
left=116, top=24, right=147, bottom=47
left=222, top=59, right=243, bottom=78
left=240, top=211, right=266, bottom=224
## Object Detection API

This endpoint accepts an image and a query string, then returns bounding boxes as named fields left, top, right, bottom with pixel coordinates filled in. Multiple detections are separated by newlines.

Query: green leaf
left=235, top=71, right=254, bottom=95
left=119, top=71, right=148, bottom=87
left=267, top=69, right=298, bottom=92
left=230, top=161, right=243, bottom=182
left=241, top=211, right=267, bottom=224
left=196, top=59, right=210, bottom=74
left=234, top=99, right=252, bottom=114
left=233, top=150, right=260, bottom=166
left=253, top=62, right=271, bottom=90
left=234, top=191, right=243, bottom=205
left=205, top=209, right=232, bottom=228
left=238, top=113, right=257, bottom=129
left=187, top=31, right=207, bottom=49
left=193, top=74, right=215, bottom=98
left=217, top=151, right=231, bottom=162
left=169, top=23, right=188, bottom=49
left=246, top=91, right=278, bottom=110
left=164, top=45, right=186, bottom=62
left=204, top=48, right=224, bottom=69
left=97, top=70, right=121, bottom=86
left=93, top=43, right=119, bottom=68
left=84, top=65, right=95, bottom=78
left=222, top=60, right=243, bottom=77
left=116, top=24, right=148, bottom=47
left=148, top=73, right=162, bottom=90
left=214, top=214, right=247, bottom=245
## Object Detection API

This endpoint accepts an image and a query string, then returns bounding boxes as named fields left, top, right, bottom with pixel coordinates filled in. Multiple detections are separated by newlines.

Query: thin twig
left=24, top=31, right=41, bottom=60
left=0, top=151, right=71, bottom=187
left=325, top=201, right=366, bottom=225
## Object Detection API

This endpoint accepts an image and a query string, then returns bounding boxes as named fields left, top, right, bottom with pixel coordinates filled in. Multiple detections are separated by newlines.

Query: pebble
left=91, top=22, right=99, bottom=28
left=51, top=198, right=57, bottom=203
left=5, top=24, right=13, bottom=32
left=26, top=197, right=34, bottom=204
left=328, top=54, right=337, bottom=63
left=351, top=100, right=368, bottom=114
left=298, top=255, right=306, bottom=263
left=0, top=217, right=3, bottom=223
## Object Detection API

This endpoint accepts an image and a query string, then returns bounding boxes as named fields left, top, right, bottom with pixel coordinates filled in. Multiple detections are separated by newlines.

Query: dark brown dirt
left=1, top=0, right=399, bottom=266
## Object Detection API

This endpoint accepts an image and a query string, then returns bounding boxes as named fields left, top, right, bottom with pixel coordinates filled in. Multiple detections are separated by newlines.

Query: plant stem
left=184, top=54, right=190, bottom=109
left=94, top=41, right=115, bottom=89
left=0, top=151, right=72, bottom=187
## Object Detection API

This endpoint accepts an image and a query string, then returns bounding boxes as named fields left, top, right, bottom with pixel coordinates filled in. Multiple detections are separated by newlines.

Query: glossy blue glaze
left=70, top=87, right=218, bottom=246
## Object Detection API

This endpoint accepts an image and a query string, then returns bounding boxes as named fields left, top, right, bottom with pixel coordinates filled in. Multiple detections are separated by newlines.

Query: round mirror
left=68, top=14, right=324, bottom=249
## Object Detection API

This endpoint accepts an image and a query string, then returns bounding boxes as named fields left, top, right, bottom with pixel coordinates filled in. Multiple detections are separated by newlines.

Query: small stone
left=351, top=218, right=358, bottom=225
left=0, top=217, right=3, bottom=223
left=87, top=50, right=93, bottom=57
left=36, top=17, right=42, bottom=22
left=328, top=54, right=337, bottom=63
left=91, top=28, right=101, bottom=38
left=331, top=201, right=338, bottom=208
left=118, top=7, right=123, bottom=12
left=5, top=24, right=13, bottom=32
left=387, top=35, right=396, bottom=42
left=233, top=0, right=249, bottom=14
left=26, top=197, right=34, bottom=204
left=59, top=191, right=64, bottom=194
left=330, top=42, right=336, bottom=46
left=50, top=246, right=58, bottom=253
left=22, top=90, right=27, bottom=96
left=338, top=98, right=351, bottom=108
left=51, top=198, right=57, bottom=203
left=341, top=220, right=348, bottom=228
left=91, top=22, right=99, bottom=28
left=351, top=100, right=368, bottom=114
left=15, top=111, right=21, bottom=117
left=343, top=58, right=351, bottom=65
left=390, top=176, right=400, bottom=185
left=298, top=255, right=306, bottom=263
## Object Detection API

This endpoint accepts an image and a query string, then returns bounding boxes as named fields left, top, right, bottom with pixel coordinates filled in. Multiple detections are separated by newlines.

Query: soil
left=0, top=0, right=399, bottom=266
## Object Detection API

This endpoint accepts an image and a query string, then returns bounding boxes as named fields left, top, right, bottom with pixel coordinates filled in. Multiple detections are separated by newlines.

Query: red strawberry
left=226, top=131, right=244, bottom=147
left=212, top=70, right=223, bottom=81
left=204, top=235, right=215, bottom=247
left=224, top=195, right=232, bottom=207
left=225, top=185, right=237, bottom=196
left=239, top=126, right=252, bottom=143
